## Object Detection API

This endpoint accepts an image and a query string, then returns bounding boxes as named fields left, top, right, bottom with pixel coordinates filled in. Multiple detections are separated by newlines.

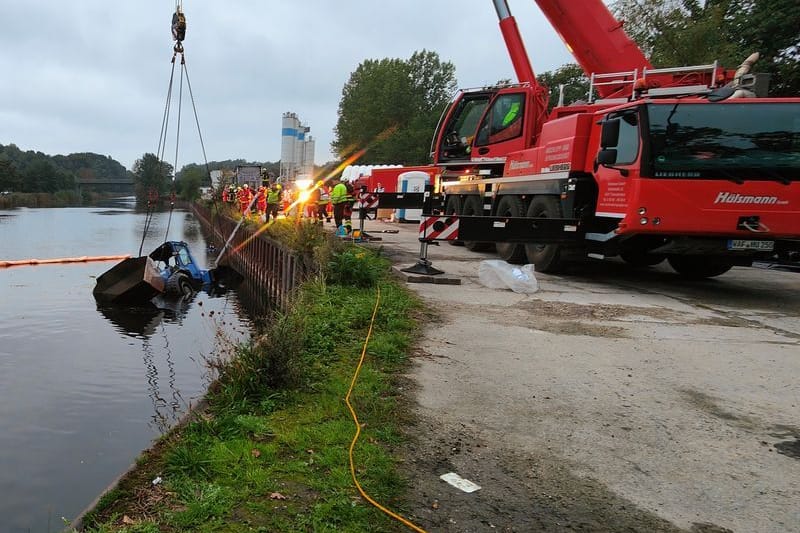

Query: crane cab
left=431, top=85, right=538, bottom=170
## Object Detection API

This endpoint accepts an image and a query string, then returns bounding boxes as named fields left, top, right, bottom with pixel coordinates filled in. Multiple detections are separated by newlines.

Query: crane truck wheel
left=494, top=196, right=527, bottom=264
left=462, top=196, right=492, bottom=252
left=444, top=195, right=464, bottom=246
left=524, top=196, right=566, bottom=273
left=667, top=256, right=734, bottom=279
left=165, top=271, right=194, bottom=297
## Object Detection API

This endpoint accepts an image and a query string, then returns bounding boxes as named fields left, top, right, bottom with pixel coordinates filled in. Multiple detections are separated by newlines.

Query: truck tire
left=524, top=196, right=566, bottom=272
left=462, top=196, right=492, bottom=252
left=444, top=195, right=463, bottom=246
left=165, top=271, right=193, bottom=297
left=495, top=196, right=527, bottom=264
left=667, top=256, right=734, bottom=279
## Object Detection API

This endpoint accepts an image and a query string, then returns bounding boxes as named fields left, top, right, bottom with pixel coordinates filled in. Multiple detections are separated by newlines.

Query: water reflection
left=182, top=213, right=200, bottom=240
left=96, top=303, right=164, bottom=338
left=96, top=296, right=198, bottom=433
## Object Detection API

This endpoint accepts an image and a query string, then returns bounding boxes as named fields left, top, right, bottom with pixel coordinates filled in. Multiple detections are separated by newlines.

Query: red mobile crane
left=431, top=0, right=800, bottom=278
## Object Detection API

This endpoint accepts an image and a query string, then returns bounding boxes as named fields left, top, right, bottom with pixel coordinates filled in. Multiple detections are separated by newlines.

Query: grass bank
left=76, top=222, right=424, bottom=532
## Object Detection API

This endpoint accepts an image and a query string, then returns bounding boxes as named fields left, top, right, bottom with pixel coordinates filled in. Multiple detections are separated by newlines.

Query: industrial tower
left=280, top=112, right=315, bottom=181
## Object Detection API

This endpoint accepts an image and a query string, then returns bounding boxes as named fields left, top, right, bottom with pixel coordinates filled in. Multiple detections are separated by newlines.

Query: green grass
left=79, top=238, right=423, bottom=532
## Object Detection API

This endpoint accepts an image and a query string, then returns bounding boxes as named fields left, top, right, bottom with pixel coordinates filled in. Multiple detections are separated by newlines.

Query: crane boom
left=534, top=0, right=652, bottom=97
left=493, top=0, right=537, bottom=85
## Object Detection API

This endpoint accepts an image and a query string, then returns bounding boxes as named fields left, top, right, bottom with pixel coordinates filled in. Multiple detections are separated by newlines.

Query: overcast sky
left=0, top=1, right=576, bottom=171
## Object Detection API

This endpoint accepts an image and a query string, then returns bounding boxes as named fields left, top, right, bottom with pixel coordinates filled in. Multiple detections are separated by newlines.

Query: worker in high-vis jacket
left=330, top=178, right=350, bottom=231
left=314, top=181, right=330, bottom=223
left=266, top=182, right=282, bottom=221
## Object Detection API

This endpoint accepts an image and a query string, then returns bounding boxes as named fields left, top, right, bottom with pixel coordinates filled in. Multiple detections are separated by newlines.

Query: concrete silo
left=280, top=112, right=315, bottom=181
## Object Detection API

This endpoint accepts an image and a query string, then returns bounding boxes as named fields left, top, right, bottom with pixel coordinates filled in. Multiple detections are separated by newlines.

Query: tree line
left=0, top=144, right=128, bottom=193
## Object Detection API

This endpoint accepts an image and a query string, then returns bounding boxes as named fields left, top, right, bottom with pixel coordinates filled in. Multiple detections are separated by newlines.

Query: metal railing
left=192, top=203, right=308, bottom=312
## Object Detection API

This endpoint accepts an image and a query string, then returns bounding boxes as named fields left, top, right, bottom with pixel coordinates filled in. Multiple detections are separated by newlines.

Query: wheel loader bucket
left=93, top=256, right=166, bottom=305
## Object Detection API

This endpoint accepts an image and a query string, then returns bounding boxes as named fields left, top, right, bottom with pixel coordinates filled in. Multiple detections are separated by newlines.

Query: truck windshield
left=646, top=102, right=800, bottom=182
left=437, top=93, right=491, bottom=161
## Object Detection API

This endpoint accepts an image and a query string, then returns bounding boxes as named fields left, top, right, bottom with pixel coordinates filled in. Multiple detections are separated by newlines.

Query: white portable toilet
left=396, top=171, right=430, bottom=222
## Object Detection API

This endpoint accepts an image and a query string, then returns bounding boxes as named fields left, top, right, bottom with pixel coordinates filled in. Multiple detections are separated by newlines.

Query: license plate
left=727, top=239, right=774, bottom=251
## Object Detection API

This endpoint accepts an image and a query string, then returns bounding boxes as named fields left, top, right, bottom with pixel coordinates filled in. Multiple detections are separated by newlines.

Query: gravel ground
left=361, top=219, right=800, bottom=533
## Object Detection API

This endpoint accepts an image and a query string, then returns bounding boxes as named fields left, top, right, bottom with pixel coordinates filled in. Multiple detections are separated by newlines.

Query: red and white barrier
left=418, top=215, right=460, bottom=241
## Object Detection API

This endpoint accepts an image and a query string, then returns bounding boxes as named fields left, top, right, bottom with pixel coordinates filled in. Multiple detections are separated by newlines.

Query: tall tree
left=176, top=166, right=204, bottom=201
left=333, top=50, right=457, bottom=165
left=613, top=0, right=799, bottom=95
left=132, top=153, right=173, bottom=202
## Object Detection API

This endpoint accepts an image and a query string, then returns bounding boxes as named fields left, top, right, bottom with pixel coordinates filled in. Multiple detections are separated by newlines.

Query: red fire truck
left=428, top=0, right=799, bottom=278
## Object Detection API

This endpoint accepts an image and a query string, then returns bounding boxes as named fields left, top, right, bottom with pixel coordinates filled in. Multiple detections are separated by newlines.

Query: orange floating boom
left=0, top=254, right=131, bottom=269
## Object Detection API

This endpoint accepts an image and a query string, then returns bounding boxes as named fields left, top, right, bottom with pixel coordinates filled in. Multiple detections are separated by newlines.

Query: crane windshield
left=646, top=102, right=800, bottom=182
left=436, top=92, right=492, bottom=162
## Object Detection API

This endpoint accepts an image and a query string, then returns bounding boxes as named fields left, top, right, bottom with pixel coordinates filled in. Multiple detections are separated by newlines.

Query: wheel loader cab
left=149, top=241, right=209, bottom=285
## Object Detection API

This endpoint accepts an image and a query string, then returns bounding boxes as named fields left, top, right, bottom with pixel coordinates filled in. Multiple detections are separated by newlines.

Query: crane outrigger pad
left=93, top=256, right=166, bottom=305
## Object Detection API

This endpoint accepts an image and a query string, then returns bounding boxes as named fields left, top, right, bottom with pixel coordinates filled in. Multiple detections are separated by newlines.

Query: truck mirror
left=600, top=118, right=620, bottom=148
left=597, top=148, right=618, bottom=166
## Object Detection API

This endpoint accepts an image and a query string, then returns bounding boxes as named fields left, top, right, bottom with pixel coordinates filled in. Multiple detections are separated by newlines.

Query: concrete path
left=360, top=218, right=800, bottom=533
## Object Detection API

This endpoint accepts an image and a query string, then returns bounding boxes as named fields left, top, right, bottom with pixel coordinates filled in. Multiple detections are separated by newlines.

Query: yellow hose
left=345, top=284, right=429, bottom=533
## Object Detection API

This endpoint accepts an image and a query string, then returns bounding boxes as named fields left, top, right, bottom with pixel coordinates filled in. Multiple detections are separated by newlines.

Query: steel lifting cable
left=163, top=55, right=184, bottom=243
left=162, top=7, right=217, bottom=245
left=178, top=45, right=230, bottom=254
left=183, top=60, right=212, bottom=183
left=345, top=284, right=429, bottom=533
left=139, top=31, right=180, bottom=257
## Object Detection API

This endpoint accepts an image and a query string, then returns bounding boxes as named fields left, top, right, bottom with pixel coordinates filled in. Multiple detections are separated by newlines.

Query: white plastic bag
left=478, top=259, right=539, bottom=294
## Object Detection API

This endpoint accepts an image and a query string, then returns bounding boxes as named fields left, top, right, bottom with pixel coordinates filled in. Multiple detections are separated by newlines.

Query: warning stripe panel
left=418, top=216, right=460, bottom=241
left=356, top=193, right=380, bottom=209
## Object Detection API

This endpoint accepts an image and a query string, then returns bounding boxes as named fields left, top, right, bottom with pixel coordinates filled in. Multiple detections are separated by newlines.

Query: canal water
left=0, top=199, right=254, bottom=531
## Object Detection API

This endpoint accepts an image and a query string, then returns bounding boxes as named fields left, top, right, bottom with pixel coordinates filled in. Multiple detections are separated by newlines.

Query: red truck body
left=351, top=165, right=436, bottom=194
left=428, top=0, right=800, bottom=277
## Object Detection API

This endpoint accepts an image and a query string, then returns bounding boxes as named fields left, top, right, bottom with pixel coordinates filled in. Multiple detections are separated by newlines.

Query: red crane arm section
left=498, top=16, right=537, bottom=85
left=534, top=0, right=652, bottom=96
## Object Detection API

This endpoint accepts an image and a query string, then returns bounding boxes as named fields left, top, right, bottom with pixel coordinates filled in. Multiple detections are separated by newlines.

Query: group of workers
left=219, top=178, right=357, bottom=233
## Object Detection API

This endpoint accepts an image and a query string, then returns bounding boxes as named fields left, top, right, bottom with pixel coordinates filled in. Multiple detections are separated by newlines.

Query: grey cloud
left=0, top=0, right=573, bottom=170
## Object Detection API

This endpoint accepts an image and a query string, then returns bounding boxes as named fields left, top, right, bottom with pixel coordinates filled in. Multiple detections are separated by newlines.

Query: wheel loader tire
left=462, top=196, right=492, bottom=252
left=494, top=196, right=527, bottom=264
left=444, top=195, right=463, bottom=246
left=165, top=271, right=193, bottom=297
left=667, top=256, right=734, bottom=279
left=524, top=196, right=567, bottom=273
